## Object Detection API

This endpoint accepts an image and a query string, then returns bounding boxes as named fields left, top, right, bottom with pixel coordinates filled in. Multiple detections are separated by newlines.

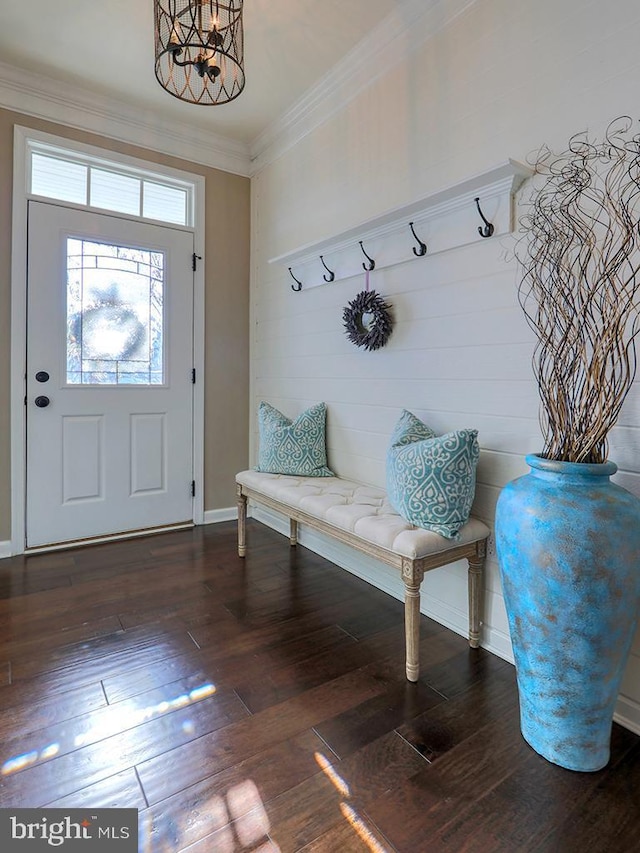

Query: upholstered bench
left=235, top=469, right=490, bottom=682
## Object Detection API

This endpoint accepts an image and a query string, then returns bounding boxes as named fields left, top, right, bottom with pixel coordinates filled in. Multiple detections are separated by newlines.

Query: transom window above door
left=27, top=142, right=194, bottom=227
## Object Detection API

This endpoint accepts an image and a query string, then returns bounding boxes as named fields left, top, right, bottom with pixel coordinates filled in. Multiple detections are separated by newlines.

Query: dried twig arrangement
left=517, top=116, right=640, bottom=463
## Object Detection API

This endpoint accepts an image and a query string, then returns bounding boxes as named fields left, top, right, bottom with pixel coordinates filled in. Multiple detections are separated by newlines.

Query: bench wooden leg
left=467, top=539, right=487, bottom=648
left=290, top=518, right=298, bottom=547
left=237, top=485, right=247, bottom=558
left=402, top=559, right=425, bottom=682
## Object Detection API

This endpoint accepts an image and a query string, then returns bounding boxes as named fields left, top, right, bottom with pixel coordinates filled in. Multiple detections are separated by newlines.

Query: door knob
left=35, top=371, right=50, bottom=383
left=34, top=396, right=50, bottom=408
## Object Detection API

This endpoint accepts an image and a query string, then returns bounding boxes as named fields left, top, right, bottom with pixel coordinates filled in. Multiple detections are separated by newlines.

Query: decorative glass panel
left=66, top=238, right=164, bottom=385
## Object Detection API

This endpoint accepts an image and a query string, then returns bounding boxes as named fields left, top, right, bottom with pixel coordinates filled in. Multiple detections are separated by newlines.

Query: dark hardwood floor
left=0, top=520, right=639, bottom=852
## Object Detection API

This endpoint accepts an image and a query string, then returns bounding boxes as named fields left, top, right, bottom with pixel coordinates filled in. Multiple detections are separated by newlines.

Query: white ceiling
left=0, top=0, right=410, bottom=147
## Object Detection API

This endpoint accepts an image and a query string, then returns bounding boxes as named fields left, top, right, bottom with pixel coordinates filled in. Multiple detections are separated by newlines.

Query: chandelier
left=154, top=0, right=245, bottom=105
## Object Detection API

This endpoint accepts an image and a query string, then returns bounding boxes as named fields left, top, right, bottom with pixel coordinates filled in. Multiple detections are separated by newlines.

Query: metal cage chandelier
left=154, top=0, right=245, bottom=105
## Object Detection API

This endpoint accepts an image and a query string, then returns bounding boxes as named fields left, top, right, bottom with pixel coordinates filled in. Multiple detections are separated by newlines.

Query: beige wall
left=0, top=107, right=250, bottom=541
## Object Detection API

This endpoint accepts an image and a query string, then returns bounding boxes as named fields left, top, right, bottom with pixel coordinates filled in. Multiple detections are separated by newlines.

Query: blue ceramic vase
left=495, top=454, right=640, bottom=772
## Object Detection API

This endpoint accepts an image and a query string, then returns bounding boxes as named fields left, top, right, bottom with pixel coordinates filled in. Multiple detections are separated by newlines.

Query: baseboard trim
left=477, top=626, right=514, bottom=665
left=614, top=696, right=640, bottom=736
left=203, top=507, right=238, bottom=525
left=0, top=540, right=12, bottom=559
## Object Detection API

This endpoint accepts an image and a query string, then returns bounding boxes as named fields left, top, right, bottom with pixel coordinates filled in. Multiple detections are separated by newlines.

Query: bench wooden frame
left=236, top=481, right=488, bottom=682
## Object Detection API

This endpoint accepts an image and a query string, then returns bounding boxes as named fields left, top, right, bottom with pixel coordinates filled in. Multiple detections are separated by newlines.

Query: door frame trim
left=11, top=126, right=206, bottom=554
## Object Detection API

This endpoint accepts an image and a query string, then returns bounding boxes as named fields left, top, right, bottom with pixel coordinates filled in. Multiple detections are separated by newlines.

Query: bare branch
left=516, top=117, right=640, bottom=463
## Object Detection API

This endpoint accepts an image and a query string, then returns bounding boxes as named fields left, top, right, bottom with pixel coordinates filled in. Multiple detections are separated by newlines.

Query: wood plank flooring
left=0, top=520, right=638, bottom=852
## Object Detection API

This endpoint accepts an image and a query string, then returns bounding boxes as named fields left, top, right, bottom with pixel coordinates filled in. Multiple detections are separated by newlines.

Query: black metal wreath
left=343, top=289, right=393, bottom=351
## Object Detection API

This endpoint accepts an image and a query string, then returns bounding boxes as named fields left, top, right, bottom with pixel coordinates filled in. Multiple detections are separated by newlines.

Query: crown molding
left=249, top=0, right=479, bottom=175
left=0, top=60, right=252, bottom=177
left=0, top=0, right=479, bottom=180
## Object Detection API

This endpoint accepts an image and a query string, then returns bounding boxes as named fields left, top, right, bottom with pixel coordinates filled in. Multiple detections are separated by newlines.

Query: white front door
left=26, top=201, right=195, bottom=548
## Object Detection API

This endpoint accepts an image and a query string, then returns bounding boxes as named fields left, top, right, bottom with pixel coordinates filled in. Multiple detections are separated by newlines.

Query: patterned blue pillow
left=389, top=408, right=436, bottom=447
left=255, top=402, right=334, bottom=477
left=386, top=410, right=479, bottom=539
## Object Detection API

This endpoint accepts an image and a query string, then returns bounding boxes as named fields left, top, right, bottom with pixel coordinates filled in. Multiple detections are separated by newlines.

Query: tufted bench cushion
left=235, top=469, right=490, bottom=682
left=235, top=470, right=489, bottom=559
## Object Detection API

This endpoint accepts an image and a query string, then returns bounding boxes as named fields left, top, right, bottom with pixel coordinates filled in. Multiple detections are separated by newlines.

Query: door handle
left=34, top=396, right=50, bottom=408
left=35, top=371, right=50, bottom=383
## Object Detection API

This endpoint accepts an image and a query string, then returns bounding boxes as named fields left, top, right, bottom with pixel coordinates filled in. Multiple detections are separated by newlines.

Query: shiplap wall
left=250, top=0, right=640, bottom=731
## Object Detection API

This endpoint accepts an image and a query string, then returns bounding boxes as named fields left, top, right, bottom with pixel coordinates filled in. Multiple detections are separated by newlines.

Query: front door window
left=66, top=238, right=165, bottom=385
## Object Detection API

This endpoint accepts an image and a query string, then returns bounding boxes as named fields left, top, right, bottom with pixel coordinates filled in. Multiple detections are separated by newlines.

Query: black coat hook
left=288, top=267, right=302, bottom=291
left=474, top=197, right=494, bottom=238
left=409, top=221, right=427, bottom=256
left=359, top=240, right=376, bottom=271
left=319, top=255, right=335, bottom=282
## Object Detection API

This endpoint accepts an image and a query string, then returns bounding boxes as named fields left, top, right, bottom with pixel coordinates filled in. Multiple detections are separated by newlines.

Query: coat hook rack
left=409, top=221, right=427, bottom=256
left=359, top=240, right=376, bottom=271
left=288, top=267, right=302, bottom=291
left=474, top=197, right=494, bottom=238
left=319, top=255, right=335, bottom=282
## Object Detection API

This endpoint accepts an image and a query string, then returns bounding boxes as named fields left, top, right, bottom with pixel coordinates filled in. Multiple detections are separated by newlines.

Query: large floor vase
left=495, top=454, right=640, bottom=772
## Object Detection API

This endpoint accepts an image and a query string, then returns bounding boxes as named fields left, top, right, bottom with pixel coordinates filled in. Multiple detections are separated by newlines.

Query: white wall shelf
left=269, top=159, right=533, bottom=291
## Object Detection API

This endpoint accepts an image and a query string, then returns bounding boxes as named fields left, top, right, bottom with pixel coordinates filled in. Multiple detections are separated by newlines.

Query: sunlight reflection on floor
left=145, top=751, right=390, bottom=851
left=315, top=750, right=390, bottom=853
left=140, top=778, right=282, bottom=852
left=3, top=682, right=389, bottom=851
left=1, top=683, right=217, bottom=776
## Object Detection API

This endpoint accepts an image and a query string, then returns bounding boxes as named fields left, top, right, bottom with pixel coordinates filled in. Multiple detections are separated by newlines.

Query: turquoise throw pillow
left=386, top=409, right=479, bottom=539
left=389, top=408, right=436, bottom=447
left=255, top=402, right=334, bottom=477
